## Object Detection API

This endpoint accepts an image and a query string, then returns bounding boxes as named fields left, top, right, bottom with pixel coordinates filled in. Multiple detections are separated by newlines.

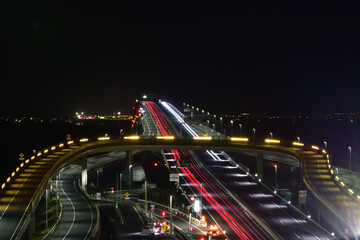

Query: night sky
left=2, top=2, right=360, bottom=116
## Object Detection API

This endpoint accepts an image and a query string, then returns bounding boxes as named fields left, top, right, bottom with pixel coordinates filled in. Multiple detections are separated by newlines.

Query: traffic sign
left=19, top=153, right=24, bottom=161
left=299, top=190, right=307, bottom=204
left=66, top=134, right=71, bottom=140
left=124, top=192, right=129, bottom=200
left=170, top=173, right=179, bottom=182
left=96, top=192, right=101, bottom=200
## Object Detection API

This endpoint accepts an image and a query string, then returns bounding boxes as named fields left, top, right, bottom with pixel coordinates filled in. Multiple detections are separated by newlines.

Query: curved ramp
left=0, top=137, right=358, bottom=239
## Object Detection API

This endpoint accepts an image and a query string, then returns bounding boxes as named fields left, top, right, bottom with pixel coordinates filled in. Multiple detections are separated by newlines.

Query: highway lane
left=51, top=166, right=97, bottom=240
left=192, top=150, right=332, bottom=239
left=143, top=101, right=271, bottom=240
left=0, top=146, right=78, bottom=240
left=156, top=101, right=334, bottom=240
left=301, top=151, right=360, bottom=239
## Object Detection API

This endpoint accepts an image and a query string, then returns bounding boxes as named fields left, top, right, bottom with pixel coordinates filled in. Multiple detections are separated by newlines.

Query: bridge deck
left=0, top=138, right=358, bottom=239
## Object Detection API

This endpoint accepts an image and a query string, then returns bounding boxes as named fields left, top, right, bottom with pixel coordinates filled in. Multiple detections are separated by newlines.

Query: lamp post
left=230, top=120, right=234, bottom=136
left=119, top=173, right=122, bottom=201
left=189, top=213, right=192, bottom=233
left=252, top=128, right=256, bottom=140
left=206, top=120, right=209, bottom=134
left=348, top=146, right=352, bottom=171
left=45, top=188, right=48, bottom=233
left=324, top=141, right=327, bottom=151
left=97, top=169, right=99, bottom=187
left=297, top=137, right=300, bottom=142
left=129, top=164, right=132, bottom=190
left=274, top=165, right=278, bottom=190
left=220, top=117, right=223, bottom=136
left=270, top=132, right=273, bottom=139
left=169, top=195, right=173, bottom=236
left=200, top=183, right=203, bottom=217
left=239, top=124, right=242, bottom=136
left=145, top=181, right=148, bottom=217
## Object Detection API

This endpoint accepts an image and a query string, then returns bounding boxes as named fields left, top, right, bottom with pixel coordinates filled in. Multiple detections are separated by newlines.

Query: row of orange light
left=0, top=140, right=76, bottom=190
left=1, top=137, right=111, bottom=191
left=310, top=145, right=360, bottom=202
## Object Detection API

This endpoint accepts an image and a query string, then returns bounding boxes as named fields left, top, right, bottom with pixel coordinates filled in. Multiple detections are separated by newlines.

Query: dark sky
left=2, top=2, right=360, bottom=116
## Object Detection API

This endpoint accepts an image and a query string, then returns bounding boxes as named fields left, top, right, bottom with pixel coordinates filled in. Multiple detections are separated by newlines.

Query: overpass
left=1, top=135, right=359, bottom=239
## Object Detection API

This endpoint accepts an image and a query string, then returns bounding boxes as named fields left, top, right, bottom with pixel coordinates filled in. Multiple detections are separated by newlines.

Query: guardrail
left=41, top=201, right=63, bottom=240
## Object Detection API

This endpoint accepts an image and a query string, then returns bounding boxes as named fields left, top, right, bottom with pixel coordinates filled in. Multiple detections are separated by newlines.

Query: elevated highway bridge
left=0, top=135, right=359, bottom=239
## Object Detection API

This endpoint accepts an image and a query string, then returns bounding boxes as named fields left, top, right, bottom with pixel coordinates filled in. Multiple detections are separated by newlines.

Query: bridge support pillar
left=257, top=153, right=264, bottom=180
left=127, top=150, right=133, bottom=188
left=80, top=156, right=88, bottom=191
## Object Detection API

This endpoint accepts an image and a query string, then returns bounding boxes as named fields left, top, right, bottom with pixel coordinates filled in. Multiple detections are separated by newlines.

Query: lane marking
left=61, top=175, right=76, bottom=240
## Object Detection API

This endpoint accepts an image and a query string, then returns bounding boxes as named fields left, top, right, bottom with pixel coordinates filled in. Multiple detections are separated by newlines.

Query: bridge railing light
left=1, top=183, right=5, bottom=189
left=292, top=142, right=304, bottom=147
left=6, top=177, right=10, bottom=183
left=98, top=136, right=110, bottom=141
left=31, top=156, right=35, bottom=160
left=44, top=149, right=48, bottom=154
left=37, top=152, right=42, bottom=157
left=335, top=176, right=339, bottom=181
left=16, top=167, right=19, bottom=172
left=311, top=145, right=319, bottom=150
left=51, top=146, right=56, bottom=150
left=265, top=139, right=280, bottom=144
left=11, top=172, right=15, bottom=177
left=330, top=169, right=334, bottom=174
left=357, top=195, right=360, bottom=201
left=25, top=159, right=29, bottom=164
left=230, top=137, right=249, bottom=142
left=123, top=136, right=139, bottom=140
left=67, top=140, right=74, bottom=145
left=59, top=143, right=64, bottom=148
left=348, top=189, right=354, bottom=195
left=322, top=149, right=327, bottom=154
left=193, top=136, right=212, bottom=140
left=340, top=181, right=345, bottom=187
left=80, top=138, right=89, bottom=142
left=156, top=136, right=175, bottom=140
left=20, top=163, right=24, bottom=168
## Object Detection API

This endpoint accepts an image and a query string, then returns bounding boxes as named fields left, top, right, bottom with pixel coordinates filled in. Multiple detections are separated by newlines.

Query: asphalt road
left=51, top=166, right=97, bottom=240
left=155, top=101, right=334, bottom=240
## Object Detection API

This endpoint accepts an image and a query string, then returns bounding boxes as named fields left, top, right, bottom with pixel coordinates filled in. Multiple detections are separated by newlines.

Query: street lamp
left=230, top=120, right=234, bottom=136
left=252, top=128, right=256, bottom=140
left=297, top=137, right=300, bottom=142
left=97, top=169, right=99, bottom=187
left=239, top=124, right=242, bottom=136
left=324, top=141, right=327, bottom=150
left=274, top=165, right=278, bottom=190
left=169, top=195, right=173, bottom=236
left=129, top=164, right=133, bottom=190
left=270, top=132, right=273, bottom=139
left=348, top=146, right=352, bottom=171
left=200, top=183, right=203, bottom=217
left=220, top=117, right=223, bottom=136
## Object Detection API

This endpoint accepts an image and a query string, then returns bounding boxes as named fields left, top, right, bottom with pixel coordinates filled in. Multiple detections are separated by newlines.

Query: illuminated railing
left=1, top=135, right=358, bottom=206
